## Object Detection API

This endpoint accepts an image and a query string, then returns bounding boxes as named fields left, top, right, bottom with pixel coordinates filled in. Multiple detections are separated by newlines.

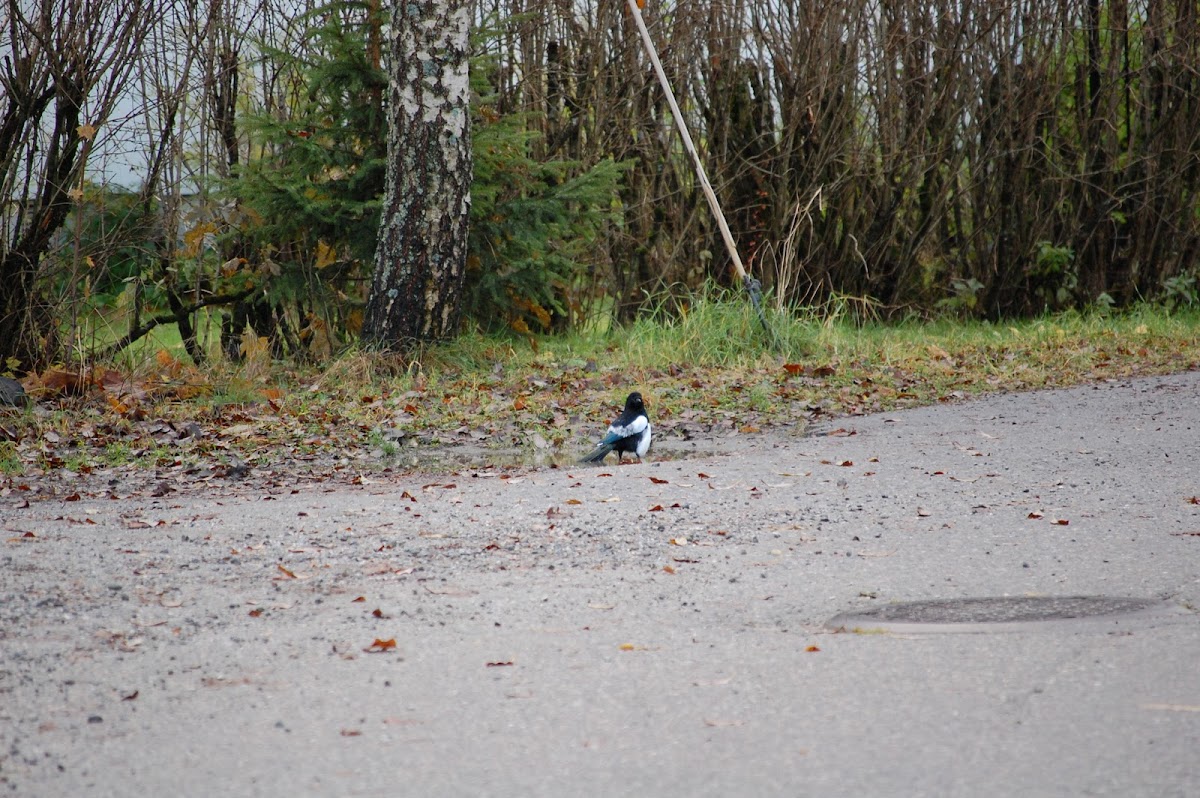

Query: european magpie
left=580, top=391, right=652, bottom=464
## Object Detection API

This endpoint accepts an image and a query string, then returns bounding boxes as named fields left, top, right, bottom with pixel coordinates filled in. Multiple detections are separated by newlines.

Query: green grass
left=0, top=441, right=21, bottom=474
left=78, top=306, right=224, bottom=370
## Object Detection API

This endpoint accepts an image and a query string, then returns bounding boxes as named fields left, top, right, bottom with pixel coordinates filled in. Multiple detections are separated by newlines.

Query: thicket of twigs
left=503, top=0, right=1200, bottom=319
left=2, top=0, right=1198, bottom=371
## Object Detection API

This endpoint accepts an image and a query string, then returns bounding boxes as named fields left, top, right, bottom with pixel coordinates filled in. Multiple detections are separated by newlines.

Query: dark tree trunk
left=362, top=0, right=472, bottom=348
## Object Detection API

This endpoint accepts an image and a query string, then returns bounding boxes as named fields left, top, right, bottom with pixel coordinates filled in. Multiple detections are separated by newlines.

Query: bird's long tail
left=579, top=443, right=614, bottom=464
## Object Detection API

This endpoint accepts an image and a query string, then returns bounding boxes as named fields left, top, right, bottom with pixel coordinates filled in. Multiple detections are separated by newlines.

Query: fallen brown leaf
left=364, top=638, right=397, bottom=653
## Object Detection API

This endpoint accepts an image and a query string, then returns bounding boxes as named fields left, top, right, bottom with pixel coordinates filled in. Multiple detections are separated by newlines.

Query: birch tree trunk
left=362, top=0, right=472, bottom=348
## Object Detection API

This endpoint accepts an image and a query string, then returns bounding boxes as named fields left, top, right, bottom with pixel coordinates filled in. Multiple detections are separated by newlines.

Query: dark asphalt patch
left=827, top=595, right=1193, bottom=634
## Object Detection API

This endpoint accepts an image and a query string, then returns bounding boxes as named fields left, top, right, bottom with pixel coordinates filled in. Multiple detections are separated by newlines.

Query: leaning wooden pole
left=626, top=0, right=771, bottom=337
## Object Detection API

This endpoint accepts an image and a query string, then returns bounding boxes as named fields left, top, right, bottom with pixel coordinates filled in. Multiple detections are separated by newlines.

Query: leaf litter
left=2, top=315, right=1197, bottom=523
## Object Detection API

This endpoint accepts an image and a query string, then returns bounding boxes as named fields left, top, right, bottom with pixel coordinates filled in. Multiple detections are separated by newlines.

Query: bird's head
left=625, top=391, right=645, bottom=413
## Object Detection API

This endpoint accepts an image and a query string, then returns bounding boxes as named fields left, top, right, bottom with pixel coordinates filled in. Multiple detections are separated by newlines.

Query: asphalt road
left=3, top=371, right=1199, bottom=797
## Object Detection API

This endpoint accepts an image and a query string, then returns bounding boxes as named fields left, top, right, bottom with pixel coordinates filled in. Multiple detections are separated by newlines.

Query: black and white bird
left=580, top=391, right=652, bottom=464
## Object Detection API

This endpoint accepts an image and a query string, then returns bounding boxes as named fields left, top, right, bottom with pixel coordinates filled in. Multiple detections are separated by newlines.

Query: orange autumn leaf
left=364, top=638, right=397, bottom=653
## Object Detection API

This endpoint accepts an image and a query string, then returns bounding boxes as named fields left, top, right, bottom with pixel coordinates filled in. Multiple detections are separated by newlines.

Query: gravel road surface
left=3, top=372, right=1199, bottom=797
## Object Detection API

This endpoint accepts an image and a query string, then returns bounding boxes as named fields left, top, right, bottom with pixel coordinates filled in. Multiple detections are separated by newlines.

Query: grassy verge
left=3, top=300, right=1199, bottom=480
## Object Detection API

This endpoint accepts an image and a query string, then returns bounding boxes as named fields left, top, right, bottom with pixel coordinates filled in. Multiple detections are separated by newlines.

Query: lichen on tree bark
left=362, top=0, right=472, bottom=348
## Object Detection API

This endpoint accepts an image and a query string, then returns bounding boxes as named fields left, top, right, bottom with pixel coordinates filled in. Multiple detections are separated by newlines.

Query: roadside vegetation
left=3, top=296, right=1198, bottom=482
left=4, top=0, right=1199, bottom=372
left=4, top=1, right=1199, bottom=483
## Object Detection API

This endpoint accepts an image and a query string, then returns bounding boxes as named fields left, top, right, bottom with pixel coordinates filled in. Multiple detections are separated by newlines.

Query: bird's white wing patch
left=635, top=423, right=652, bottom=457
left=609, top=415, right=648, bottom=439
